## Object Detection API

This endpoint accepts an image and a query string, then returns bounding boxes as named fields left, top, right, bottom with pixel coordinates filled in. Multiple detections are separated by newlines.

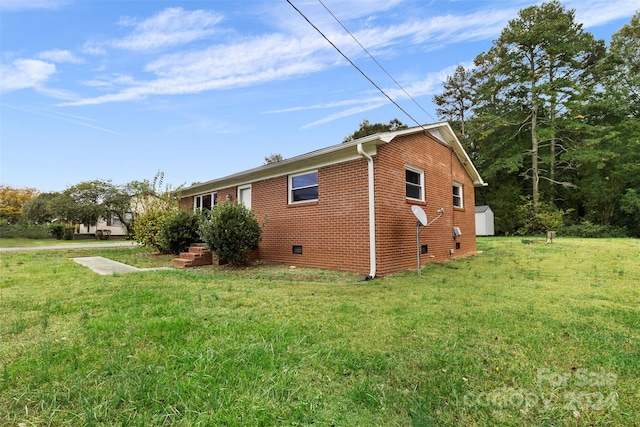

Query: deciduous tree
left=23, top=192, right=57, bottom=224
left=342, top=118, right=407, bottom=143
left=0, top=185, right=39, bottom=223
left=264, top=153, right=284, bottom=164
left=133, top=171, right=184, bottom=248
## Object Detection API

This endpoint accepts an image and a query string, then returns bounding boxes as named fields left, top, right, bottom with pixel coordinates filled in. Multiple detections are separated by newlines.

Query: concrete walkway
left=72, top=256, right=171, bottom=275
left=0, top=241, right=138, bottom=252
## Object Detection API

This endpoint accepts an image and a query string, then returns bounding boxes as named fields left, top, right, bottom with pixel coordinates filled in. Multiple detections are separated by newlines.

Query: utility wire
left=318, top=0, right=437, bottom=124
left=286, top=0, right=426, bottom=130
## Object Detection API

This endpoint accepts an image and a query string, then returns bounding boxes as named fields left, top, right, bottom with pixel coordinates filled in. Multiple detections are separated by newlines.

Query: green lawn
left=0, top=238, right=132, bottom=248
left=1, top=238, right=638, bottom=426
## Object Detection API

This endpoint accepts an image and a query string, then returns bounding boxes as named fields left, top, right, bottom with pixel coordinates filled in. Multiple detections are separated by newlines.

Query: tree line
left=433, top=2, right=639, bottom=236
left=1, top=174, right=263, bottom=265
left=2, top=3, right=637, bottom=239
left=0, top=172, right=178, bottom=239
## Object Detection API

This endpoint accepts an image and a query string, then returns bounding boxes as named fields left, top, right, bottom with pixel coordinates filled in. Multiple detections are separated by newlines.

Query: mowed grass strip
left=0, top=238, right=137, bottom=248
left=0, top=238, right=638, bottom=426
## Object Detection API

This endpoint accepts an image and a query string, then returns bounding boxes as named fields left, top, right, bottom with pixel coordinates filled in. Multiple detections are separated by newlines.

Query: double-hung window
left=289, top=170, right=318, bottom=203
left=194, top=192, right=217, bottom=211
left=453, top=183, right=463, bottom=208
left=405, top=166, right=424, bottom=201
left=238, top=185, right=251, bottom=209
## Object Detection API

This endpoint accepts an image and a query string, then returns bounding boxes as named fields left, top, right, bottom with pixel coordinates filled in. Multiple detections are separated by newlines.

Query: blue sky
left=1, top=0, right=637, bottom=192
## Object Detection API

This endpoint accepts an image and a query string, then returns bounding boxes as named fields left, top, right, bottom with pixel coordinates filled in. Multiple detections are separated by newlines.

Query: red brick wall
left=179, top=197, right=194, bottom=211
left=251, top=159, right=371, bottom=275
left=216, top=187, right=238, bottom=204
left=373, top=132, right=477, bottom=275
left=180, top=132, right=477, bottom=276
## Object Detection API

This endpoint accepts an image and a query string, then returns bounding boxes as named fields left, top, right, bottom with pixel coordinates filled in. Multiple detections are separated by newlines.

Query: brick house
left=179, top=122, right=486, bottom=277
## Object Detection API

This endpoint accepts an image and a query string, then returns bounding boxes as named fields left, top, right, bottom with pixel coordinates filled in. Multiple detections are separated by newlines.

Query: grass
left=0, top=237, right=638, bottom=426
left=0, top=238, right=134, bottom=248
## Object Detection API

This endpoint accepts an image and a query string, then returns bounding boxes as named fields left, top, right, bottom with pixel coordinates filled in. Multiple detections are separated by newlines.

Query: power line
left=286, top=0, right=426, bottom=130
left=318, top=0, right=437, bottom=124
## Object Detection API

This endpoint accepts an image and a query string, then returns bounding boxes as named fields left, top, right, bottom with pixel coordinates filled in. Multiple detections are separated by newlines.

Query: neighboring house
left=475, top=205, right=495, bottom=236
left=180, top=122, right=486, bottom=277
left=79, top=213, right=131, bottom=238
left=77, top=194, right=161, bottom=238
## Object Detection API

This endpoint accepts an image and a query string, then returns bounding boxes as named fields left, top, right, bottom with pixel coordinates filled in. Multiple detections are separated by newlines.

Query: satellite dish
left=411, top=205, right=428, bottom=227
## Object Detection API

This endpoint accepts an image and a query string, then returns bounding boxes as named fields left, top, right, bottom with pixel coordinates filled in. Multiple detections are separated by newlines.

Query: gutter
left=357, top=142, right=376, bottom=279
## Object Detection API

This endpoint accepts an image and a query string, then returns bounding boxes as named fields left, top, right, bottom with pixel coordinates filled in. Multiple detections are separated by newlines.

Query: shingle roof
left=182, top=122, right=487, bottom=196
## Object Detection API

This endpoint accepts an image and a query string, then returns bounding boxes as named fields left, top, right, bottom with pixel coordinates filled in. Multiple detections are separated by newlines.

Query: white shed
left=475, top=205, right=495, bottom=236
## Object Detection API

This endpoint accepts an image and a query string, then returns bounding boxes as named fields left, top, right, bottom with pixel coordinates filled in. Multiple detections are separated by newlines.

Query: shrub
left=133, top=210, right=168, bottom=252
left=0, top=222, right=52, bottom=239
left=48, top=223, right=65, bottom=239
left=515, top=198, right=563, bottom=236
left=63, top=227, right=75, bottom=240
left=156, top=210, right=201, bottom=255
left=125, top=218, right=136, bottom=240
left=198, top=201, right=264, bottom=266
left=557, top=222, right=628, bottom=238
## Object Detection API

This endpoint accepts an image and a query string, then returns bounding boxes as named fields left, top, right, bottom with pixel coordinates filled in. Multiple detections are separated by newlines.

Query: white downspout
left=357, top=143, right=376, bottom=279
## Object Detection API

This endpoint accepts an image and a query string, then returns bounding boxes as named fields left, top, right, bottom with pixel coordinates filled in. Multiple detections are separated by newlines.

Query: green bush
left=0, top=222, right=52, bottom=239
left=133, top=210, right=168, bottom=252
left=198, top=202, right=264, bottom=266
left=558, top=222, right=628, bottom=238
left=156, top=210, right=201, bottom=255
left=125, top=218, right=136, bottom=240
left=63, top=227, right=75, bottom=240
left=515, top=197, right=564, bottom=236
left=48, top=223, right=65, bottom=239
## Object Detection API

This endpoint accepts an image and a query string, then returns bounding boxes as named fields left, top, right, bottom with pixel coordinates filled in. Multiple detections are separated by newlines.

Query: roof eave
left=433, top=123, right=487, bottom=188
left=181, top=122, right=487, bottom=196
left=181, top=137, right=383, bottom=197
left=375, top=122, right=487, bottom=188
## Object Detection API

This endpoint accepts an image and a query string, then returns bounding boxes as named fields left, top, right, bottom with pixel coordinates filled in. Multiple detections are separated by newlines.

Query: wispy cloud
left=61, top=32, right=332, bottom=106
left=312, top=0, right=406, bottom=22
left=82, top=73, right=136, bottom=89
left=38, top=49, right=83, bottom=64
left=1, top=103, right=124, bottom=135
left=59, top=5, right=512, bottom=107
left=0, top=0, right=70, bottom=12
left=59, top=1, right=636, bottom=109
left=301, top=101, right=388, bottom=129
left=567, top=0, right=639, bottom=27
left=265, top=98, right=366, bottom=114
left=81, top=7, right=223, bottom=56
left=0, top=59, right=56, bottom=93
left=82, top=42, right=108, bottom=56
left=295, top=65, right=458, bottom=128
left=47, top=112, right=124, bottom=135
left=0, top=58, right=78, bottom=100
left=110, top=7, right=223, bottom=51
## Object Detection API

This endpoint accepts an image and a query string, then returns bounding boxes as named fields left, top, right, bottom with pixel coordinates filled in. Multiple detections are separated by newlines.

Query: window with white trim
left=194, top=192, right=217, bottom=211
left=289, top=170, right=318, bottom=203
left=405, top=166, right=424, bottom=201
left=453, top=183, right=463, bottom=208
left=238, top=185, right=251, bottom=209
